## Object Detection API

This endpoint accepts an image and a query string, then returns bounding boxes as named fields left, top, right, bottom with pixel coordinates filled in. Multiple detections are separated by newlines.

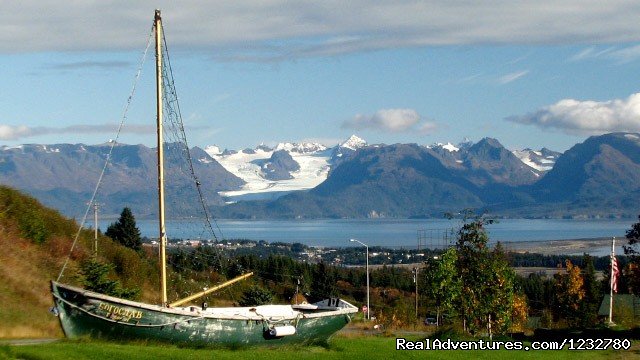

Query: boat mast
left=154, top=9, right=168, bottom=306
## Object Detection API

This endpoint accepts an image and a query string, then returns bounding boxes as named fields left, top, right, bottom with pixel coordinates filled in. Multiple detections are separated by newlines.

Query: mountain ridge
left=216, top=132, right=640, bottom=219
left=0, top=143, right=243, bottom=218
left=5, top=134, right=638, bottom=219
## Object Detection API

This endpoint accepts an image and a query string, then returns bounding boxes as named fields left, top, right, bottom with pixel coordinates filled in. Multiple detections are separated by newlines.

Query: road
left=0, top=339, right=58, bottom=346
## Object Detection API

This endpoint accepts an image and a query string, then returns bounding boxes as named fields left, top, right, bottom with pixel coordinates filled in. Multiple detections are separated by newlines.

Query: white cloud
left=498, top=70, right=529, bottom=84
left=417, top=122, right=438, bottom=134
left=506, top=93, right=640, bottom=134
left=3, top=1, right=640, bottom=60
left=0, top=123, right=155, bottom=141
left=342, top=109, right=437, bottom=134
left=0, top=125, right=32, bottom=140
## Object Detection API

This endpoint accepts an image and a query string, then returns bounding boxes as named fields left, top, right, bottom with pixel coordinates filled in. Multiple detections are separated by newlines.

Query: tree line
left=96, top=206, right=640, bottom=334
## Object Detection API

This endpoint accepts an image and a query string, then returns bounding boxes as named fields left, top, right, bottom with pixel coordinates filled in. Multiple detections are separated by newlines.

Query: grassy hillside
left=2, top=336, right=635, bottom=360
left=0, top=186, right=157, bottom=338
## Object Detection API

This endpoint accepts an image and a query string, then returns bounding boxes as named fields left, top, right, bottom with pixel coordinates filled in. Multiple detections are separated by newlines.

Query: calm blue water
left=98, top=218, right=631, bottom=248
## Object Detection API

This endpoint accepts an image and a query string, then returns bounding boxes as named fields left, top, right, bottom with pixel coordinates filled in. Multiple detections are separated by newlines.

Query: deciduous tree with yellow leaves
left=510, top=293, right=529, bottom=332
left=554, top=259, right=585, bottom=327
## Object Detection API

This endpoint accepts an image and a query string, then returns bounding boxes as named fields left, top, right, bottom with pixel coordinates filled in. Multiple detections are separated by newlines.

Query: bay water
left=98, top=218, right=632, bottom=249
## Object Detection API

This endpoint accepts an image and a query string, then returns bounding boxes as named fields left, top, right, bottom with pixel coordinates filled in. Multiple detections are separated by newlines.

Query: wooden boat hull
left=51, top=281, right=356, bottom=346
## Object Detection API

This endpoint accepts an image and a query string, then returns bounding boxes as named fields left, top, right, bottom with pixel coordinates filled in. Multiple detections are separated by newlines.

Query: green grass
left=1, top=336, right=637, bottom=360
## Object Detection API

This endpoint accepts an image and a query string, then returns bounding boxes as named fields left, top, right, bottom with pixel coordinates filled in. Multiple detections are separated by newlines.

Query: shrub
left=238, top=285, right=273, bottom=306
left=78, top=258, right=139, bottom=300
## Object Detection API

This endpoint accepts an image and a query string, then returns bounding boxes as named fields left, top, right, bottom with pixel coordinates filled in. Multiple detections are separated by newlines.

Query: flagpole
left=609, top=237, right=615, bottom=326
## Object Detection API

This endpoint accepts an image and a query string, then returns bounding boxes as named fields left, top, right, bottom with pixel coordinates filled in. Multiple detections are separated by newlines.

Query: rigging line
left=57, top=25, right=155, bottom=282
left=158, top=28, right=236, bottom=301
left=161, top=52, right=222, bottom=242
left=160, top=30, right=225, bottom=243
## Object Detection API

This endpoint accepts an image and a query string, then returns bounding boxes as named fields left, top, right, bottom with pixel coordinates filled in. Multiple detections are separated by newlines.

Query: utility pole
left=609, top=237, right=617, bottom=326
left=87, top=201, right=101, bottom=257
left=93, top=202, right=99, bottom=256
left=350, top=238, right=370, bottom=320
left=413, top=267, right=419, bottom=319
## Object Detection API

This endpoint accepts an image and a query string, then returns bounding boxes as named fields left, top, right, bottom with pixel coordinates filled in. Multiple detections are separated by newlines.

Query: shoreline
left=505, top=237, right=624, bottom=256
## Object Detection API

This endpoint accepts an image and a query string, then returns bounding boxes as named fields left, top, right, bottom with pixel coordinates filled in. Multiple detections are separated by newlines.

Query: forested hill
left=0, top=186, right=155, bottom=338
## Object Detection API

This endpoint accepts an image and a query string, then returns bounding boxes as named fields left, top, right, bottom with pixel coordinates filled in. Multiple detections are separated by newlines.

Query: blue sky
left=3, top=1, right=640, bottom=151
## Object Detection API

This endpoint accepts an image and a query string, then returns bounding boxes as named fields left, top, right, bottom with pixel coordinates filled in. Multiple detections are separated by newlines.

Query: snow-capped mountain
left=275, top=142, right=328, bottom=154
left=208, top=135, right=562, bottom=202
left=204, top=145, right=222, bottom=155
left=426, top=139, right=560, bottom=175
left=340, top=135, right=367, bottom=151
left=330, top=135, right=368, bottom=165
left=512, top=148, right=561, bottom=173
left=1, top=133, right=634, bottom=220
left=205, top=135, right=367, bottom=201
left=428, top=142, right=460, bottom=152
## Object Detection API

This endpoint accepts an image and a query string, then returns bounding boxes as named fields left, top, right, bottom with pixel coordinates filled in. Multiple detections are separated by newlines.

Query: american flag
left=611, top=255, right=620, bottom=293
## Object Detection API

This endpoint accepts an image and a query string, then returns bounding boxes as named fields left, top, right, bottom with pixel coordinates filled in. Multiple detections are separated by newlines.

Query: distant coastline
left=99, top=218, right=631, bottom=254
left=506, top=237, right=624, bottom=257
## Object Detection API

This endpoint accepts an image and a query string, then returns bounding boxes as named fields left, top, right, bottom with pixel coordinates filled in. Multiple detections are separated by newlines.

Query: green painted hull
left=51, top=281, right=356, bottom=346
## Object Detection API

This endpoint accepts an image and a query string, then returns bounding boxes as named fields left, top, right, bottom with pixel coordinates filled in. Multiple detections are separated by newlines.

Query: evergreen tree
left=309, top=261, right=337, bottom=302
left=580, top=254, right=602, bottom=327
left=78, top=258, right=139, bottom=299
left=518, top=272, right=546, bottom=313
left=169, top=248, right=189, bottom=272
left=624, top=215, right=640, bottom=294
left=238, top=285, right=273, bottom=306
left=105, top=207, right=142, bottom=251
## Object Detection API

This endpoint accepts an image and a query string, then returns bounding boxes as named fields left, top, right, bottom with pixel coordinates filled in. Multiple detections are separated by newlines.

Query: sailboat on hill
left=50, top=10, right=357, bottom=346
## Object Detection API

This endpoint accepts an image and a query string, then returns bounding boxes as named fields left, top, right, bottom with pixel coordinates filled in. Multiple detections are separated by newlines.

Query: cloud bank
left=3, top=1, right=640, bottom=60
left=342, top=109, right=436, bottom=134
left=506, top=93, right=640, bottom=135
left=0, top=124, right=155, bottom=141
